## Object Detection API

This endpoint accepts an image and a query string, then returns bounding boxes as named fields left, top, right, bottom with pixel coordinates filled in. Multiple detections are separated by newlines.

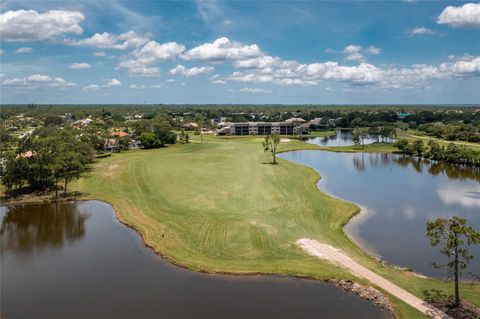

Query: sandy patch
left=297, top=238, right=451, bottom=319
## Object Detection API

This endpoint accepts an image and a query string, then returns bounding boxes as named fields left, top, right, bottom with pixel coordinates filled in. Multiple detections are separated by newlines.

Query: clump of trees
left=418, top=123, right=480, bottom=143
left=426, top=216, right=480, bottom=307
left=131, top=117, right=176, bottom=149
left=367, top=125, right=396, bottom=142
left=352, top=128, right=368, bottom=149
left=1, top=128, right=95, bottom=197
left=394, top=139, right=480, bottom=167
left=262, top=134, right=280, bottom=164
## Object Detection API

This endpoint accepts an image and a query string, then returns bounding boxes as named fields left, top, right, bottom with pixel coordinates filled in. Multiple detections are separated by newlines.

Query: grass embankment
left=71, top=136, right=479, bottom=318
left=397, top=130, right=480, bottom=150
left=308, top=130, right=337, bottom=137
left=307, top=143, right=396, bottom=153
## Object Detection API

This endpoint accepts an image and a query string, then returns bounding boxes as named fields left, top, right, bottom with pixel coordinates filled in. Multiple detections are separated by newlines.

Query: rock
left=336, top=280, right=394, bottom=313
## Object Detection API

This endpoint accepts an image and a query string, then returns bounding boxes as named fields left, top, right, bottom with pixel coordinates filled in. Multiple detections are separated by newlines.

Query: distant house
left=285, top=117, right=306, bottom=125
left=216, top=127, right=231, bottom=135
left=111, top=131, right=129, bottom=138
left=183, top=122, right=199, bottom=129
left=295, top=122, right=312, bottom=135
left=129, top=139, right=142, bottom=149
left=308, top=118, right=326, bottom=129
left=397, top=112, right=412, bottom=119
left=17, top=150, right=35, bottom=159
left=73, top=118, right=93, bottom=128
left=104, top=138, right=120, bottom=152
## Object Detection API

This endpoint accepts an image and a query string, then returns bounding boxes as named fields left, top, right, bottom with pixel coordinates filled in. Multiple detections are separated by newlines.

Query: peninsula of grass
left=72, top=136, right=479, bottom=318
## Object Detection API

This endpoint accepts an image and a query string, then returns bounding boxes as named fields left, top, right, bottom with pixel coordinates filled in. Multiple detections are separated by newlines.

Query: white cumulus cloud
left=82, top=84, right=100, bottom=91
left=15, top=47, right=33, bottom=53
left=365, top=46, right=381, bottom=55
left=0, top=9, right=84, bottom=42
left=343, top=45, right=364, bottom=62
left=105, top=78, right=122, bottom=87
left=118, top=40, right=185, bottom=76
left=437, top=3, right=480, bottom=28
left=169, top=64, right=214, bottom=76
left=209, top=74, right=226, bottom=84
left=129, top=84, right=147, bottom=89
left=439, top=55, right=480, bottom=75
left=2, top=74, right=76, bottom=89
left=69, top=62, right=91, bottom=70
left=239, top=87, right=272, bottom=94
left=69, top=31, right=150, bottom=50
left=342, top=45, right=381, bottom=62
left=408, top=26, right=437, bottom=36
left=181, top=37, right=262, bottom=61
left=233, top=55, right=282, bottom=69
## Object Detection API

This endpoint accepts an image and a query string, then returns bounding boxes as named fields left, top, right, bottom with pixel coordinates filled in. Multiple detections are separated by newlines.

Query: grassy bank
left=71, top=136, right=479, bottom=318
left=397, top=130, right=480, bottom=150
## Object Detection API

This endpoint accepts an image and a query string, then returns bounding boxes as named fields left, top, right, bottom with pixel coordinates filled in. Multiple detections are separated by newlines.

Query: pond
left=0, top=201, right=392, bottom=319
left=307, top=130, right=395, bottom=147
left=279, top=150, right=480, bottom=278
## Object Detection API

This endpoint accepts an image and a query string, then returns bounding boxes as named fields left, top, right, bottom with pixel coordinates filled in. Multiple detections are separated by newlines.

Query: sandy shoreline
left=314, top=173, right=380, bottom=257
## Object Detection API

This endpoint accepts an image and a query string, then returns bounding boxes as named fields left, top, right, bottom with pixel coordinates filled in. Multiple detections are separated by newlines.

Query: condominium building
left=219, top=122, right=294, bottom=135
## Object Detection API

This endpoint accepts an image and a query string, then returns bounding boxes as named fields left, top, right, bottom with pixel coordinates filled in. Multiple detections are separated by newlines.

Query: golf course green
left=73, top=136, right=479, bottom=318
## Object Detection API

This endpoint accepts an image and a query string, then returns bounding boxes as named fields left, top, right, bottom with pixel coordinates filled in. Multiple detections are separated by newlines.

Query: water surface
left=0, top=201, right=391, bottom=319
left=279, top=150, right=480, bottom=278
left=308, top=130, right=395, bottom=147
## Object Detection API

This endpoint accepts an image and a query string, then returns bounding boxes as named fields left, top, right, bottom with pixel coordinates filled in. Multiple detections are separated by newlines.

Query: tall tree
left=426, top=216, right=480, bottom=307
left=262, top=134, right=280, bottom=164
left=352, top=128, right=367, bottom=149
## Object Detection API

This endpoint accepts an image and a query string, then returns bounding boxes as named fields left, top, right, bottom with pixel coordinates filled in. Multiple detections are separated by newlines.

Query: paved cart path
left=297, top=238, right=451, bottom=319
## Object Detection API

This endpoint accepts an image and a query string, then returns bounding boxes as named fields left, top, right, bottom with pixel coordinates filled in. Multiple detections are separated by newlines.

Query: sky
left=0, top=0, right=479, bottom=104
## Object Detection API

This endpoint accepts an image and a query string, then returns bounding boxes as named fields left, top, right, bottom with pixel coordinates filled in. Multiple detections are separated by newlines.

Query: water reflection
left=307, top=130, right=395, bottom=147
left=437, top=184, right=480, bottom=209
left=279, top=150, right=480, bottom=277
left=1, top=201, right=391, bottom=319
left=352, top=153, right=480, bottom=183
left=0, top=203, right=88, bottom=254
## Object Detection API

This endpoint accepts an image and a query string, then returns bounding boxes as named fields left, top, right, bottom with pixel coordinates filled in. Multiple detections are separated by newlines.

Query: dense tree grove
left=417, top=123, right=480, bottom=143
left=1, top=128, right=95, bottom=195
left=394, top=139, right=480, bottom=167
left=133, top=117, right=177, bottom=148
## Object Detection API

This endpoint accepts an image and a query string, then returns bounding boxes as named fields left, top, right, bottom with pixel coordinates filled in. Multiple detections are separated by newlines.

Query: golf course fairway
left=72, top=136, right=479, bottom=318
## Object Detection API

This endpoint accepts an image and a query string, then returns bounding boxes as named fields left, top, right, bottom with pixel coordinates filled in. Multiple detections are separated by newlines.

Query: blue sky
left=1, top=0, right=479, bottom=104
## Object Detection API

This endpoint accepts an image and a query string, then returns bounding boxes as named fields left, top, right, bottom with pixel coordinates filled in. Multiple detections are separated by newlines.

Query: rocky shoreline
left=336, top=280, right=394, bottom=314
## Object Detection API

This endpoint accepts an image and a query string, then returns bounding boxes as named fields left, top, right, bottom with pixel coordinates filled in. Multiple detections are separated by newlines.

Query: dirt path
left=297, top=238, right=451, bottom=319
left=401, top=133, right=480, bottom=149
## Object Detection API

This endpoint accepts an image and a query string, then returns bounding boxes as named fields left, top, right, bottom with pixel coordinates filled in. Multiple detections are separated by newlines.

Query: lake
left=279, top=150, right=480, bottom=278
left=307, top=130, right=395, bottom=147
left=0, top=200, right=391, bottom=319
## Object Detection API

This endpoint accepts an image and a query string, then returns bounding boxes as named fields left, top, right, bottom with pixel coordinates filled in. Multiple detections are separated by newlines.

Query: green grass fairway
left=73, top=136, right=479, bottom=318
